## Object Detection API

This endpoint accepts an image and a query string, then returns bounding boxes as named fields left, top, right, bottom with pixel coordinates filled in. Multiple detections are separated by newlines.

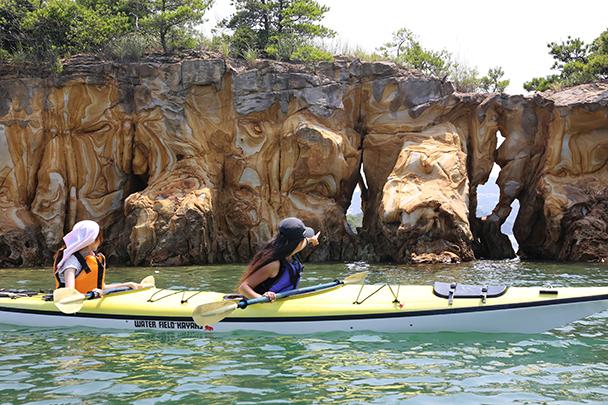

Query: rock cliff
left=0, top=55, right=606, bottom=266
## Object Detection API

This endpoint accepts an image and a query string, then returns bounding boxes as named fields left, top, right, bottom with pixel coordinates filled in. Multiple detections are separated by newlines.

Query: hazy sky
left=203, top=0, right=607, bottom=94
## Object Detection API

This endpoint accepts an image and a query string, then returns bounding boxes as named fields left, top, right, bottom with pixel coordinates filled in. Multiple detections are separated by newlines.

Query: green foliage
left=523, top=75, right=559, bottom=92
left=547, top=36, right=589, bottom=69
left=77, top=0, right=149, bottom=31
left=243, top=47, right=258, bottom=64
left=0, top=0, right=36, bottom=55
left=0, top=0, right=213, bottom=68
left=23, top=0, right=131, bottom=55
left=317, top=39, right=383, bottom=62
left=479, top=67, right=510, bottom=93
left=103, top=32, right=155, bottom=62
left=524, top=29, right=608, bottom=92
left=201, top=33, right=231, bottom=55
left=290, top=44, right=332, bottom=62
left=222, top=0, right=334, bottom=61
left=449, top=62, right=481, bottom=93
left=140, top=0, right=212, bottom=53
left=379, top=27, right=510, bottom=93
left=264, top=32, right=301, bottom=60
left=380, top=28, right=450, bottom=78
left=0, top=48, right=10, bottom=61
left=346, top=214, right=363, bottom=233
left=588, top=30, right=608, bottom=79
left=0, top=0, right=132, bottom=68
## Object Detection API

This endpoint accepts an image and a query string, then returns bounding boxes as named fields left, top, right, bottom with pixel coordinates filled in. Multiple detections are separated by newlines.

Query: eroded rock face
left=468, top=94, right=552, bottom=259
left=517, top=84, right=608, bottom=262
left=362, top=123, right=474, bottom=263
left=0, top=57, right=366, bottom=265
left=0, top=56, right=606, bottom=266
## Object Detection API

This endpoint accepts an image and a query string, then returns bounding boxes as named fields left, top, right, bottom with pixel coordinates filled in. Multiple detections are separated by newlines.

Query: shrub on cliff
left=220, top=0, right=335, bottom=62
left=379, top=27, right=510, bottom=93
left=103, top=32, right=156, bottom=62
left=0, top=0, right=131, bottom=68
left=24, top=0, right=130, bottom=54
left=0, top=0, right=212, bottom=68
left=0, top=0, right=35, bottom=58
left=524, top=29, right=608, bottom=92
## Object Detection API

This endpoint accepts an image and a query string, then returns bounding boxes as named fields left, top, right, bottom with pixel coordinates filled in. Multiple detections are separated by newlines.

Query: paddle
left=53, top=276, right=156, bottom=314
left=192, top=271, right=368, bottom=327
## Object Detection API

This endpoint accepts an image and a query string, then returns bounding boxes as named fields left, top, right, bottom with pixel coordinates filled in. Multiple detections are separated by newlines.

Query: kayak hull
left=1, top=284, right=607, bottom=334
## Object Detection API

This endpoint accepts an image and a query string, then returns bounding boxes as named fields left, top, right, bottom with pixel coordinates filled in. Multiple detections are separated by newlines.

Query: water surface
left=1, top=260, right=607, bottom=404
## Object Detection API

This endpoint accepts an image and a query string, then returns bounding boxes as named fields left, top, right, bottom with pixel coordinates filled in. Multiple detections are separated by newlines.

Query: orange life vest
left=53, top=248, right=106, bottom=293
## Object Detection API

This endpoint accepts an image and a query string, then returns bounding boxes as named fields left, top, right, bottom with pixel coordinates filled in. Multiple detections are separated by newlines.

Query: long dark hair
left=239, top=234, right=302, bottom=284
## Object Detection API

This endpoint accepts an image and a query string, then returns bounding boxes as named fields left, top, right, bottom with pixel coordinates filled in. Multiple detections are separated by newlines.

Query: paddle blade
left=192, top=301, right=238, bottom=327
left=140, top=276, right=156, bottom=288
left=53, top=288, right=86, bottom=314
left=343, top=271, right=369, bottom=285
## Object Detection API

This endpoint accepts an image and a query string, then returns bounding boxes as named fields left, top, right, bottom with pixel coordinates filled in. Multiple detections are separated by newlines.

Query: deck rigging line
left=353, top=284, right=402, bottom=306
left=146, top=289, right=205, bottom=304
left=146, top=289, right=184, bottom=303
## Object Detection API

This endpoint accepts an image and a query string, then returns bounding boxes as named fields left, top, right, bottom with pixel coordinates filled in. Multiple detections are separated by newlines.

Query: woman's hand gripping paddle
left=53, top=276, right=156, bottom=314
left=192, top=272, right=368, bottom=327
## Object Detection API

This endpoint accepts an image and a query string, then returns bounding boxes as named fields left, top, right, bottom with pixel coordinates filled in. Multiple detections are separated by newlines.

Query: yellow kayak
left=1, top=281, right=607, bottom=334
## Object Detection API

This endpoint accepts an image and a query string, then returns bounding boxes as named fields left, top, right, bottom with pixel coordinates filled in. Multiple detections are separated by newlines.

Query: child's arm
left=104, top=282, right=144, bottom=291
left=90, top=282, right=142, bottom=297
left=63, top=268, right=77, bottom=288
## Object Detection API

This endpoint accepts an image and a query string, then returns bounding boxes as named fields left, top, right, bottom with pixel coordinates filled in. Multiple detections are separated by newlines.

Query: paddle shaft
left=59, top=287, right=134, bottom=305
left=237, top=280, right=341, bottom=309
left=85, top=287, right=133, bottom=299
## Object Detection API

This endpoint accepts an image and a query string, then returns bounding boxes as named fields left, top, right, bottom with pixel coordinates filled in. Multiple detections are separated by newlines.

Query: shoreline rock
left=0, top=55, right=606, bottom=266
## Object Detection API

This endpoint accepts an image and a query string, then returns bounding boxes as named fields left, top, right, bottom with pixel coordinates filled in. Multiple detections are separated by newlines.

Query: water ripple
left=0, top=262, right=607, bottom=403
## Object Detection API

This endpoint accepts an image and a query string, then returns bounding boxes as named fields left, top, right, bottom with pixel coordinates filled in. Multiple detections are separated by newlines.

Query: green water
left=1, top=260, right=607, bottom=404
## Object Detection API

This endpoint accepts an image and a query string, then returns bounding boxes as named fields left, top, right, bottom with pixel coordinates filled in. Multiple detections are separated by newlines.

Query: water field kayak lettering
left=133, top=319, right=204, bottom=330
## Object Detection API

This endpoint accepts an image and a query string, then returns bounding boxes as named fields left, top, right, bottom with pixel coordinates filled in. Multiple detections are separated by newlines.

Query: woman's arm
left=307, top=232, right=321, bottom=247
left=239, top=261, right=280, bottom=299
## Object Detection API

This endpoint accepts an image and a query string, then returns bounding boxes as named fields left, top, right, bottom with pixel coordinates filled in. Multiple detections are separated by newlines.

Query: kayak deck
left=1, top=284, right=607, bottom=334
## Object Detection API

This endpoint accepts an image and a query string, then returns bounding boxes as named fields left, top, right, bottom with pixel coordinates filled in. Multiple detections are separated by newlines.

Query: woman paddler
left=53, top=220, right=143, bottom=296
left=238, top=217, right=320, bottom=301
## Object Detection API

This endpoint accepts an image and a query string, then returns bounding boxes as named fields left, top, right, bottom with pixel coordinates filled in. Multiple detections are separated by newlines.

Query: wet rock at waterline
left=0, top=55, right=606, bottom=266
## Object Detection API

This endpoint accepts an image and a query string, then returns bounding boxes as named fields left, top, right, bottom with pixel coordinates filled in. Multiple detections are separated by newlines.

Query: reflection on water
left=1, top=260, right=607, bottom=403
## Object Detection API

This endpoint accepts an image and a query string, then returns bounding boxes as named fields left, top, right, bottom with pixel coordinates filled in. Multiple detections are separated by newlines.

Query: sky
left=202, top=0, right=608, bottom=93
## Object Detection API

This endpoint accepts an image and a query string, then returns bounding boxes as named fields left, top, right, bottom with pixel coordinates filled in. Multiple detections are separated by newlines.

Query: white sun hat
left=55, top=220, right=100, bottom=271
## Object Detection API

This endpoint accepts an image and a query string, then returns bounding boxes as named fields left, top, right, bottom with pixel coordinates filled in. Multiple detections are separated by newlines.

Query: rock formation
left=0, top=55, right=606, bottom=267
left=517, top=84, right=608, bottom=262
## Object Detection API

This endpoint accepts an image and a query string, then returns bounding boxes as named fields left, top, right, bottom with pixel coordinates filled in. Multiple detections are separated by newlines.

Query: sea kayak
left=1, top=282, right=607, bottom=334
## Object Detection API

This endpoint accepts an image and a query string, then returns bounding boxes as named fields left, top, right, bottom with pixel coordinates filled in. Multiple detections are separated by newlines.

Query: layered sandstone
left=518, top=84, right=608, bottom=261
left=0, top=55, right=606, bottom=266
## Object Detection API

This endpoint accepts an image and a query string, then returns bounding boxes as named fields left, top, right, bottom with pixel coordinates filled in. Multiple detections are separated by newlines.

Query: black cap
left=278, top=217, right=314, bottom=241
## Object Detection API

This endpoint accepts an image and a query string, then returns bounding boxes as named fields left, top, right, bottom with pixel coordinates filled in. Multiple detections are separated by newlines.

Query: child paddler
left=53, top=220, right=143, bottom=297
left=239, top=217, right=320, bottom=301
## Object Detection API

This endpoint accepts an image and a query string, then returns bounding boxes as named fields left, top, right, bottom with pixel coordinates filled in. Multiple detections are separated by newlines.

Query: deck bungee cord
left=180, top=290, right=204, bottom=304
left=145, top=289, right=205, bottom=304
left=146, top=289, right=183, bottom=303
left=352, top=283, right=403, bottom=307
